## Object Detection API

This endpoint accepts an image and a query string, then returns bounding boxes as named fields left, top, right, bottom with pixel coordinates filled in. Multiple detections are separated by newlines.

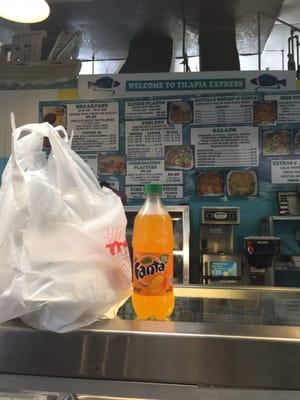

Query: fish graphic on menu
left=88, top=76, right=120, bottom=94
left=250, top=74, right=287, bottom=88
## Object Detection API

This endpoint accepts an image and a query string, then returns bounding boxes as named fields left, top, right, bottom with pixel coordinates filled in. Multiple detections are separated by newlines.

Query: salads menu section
left=191, top=126, right=259, bottom=168
left=40, top=79, right=300, bottom=201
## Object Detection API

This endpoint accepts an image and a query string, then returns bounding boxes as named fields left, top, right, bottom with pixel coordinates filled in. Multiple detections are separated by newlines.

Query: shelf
left=269, top=215, right=300, bottom=221
left=268, top=215, right=300, bottom=235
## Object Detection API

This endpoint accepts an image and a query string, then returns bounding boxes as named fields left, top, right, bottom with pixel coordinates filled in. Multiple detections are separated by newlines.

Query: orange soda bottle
left=132, top=183, right=175, bottom=320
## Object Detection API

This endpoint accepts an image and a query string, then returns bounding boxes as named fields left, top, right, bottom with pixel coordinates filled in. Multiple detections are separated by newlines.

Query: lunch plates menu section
left=40, top=89, right=300, bottom=201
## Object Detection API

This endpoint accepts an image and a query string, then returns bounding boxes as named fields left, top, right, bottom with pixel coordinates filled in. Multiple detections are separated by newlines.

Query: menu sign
left=67, top=102, right=119, bottom=152
left=125, top=120, right=182, bottom=159
left=271, top=159, right=300, bottom=184
left=191, top=126, right=259, bottom=168
left=126, top=160, right=183, bottom=185
left=126, top=185, right=183, bottom=200
left=265, top=94, right=300, bottom=123
left=41, top=71, right=299, bottom=203
left=125, top=99, right=174, bottom=119
left=193, top=95, right=257, bottom=125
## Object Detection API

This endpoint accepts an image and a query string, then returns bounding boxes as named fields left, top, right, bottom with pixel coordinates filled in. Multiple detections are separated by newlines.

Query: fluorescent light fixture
left=0, top=0, right=50, bottom=23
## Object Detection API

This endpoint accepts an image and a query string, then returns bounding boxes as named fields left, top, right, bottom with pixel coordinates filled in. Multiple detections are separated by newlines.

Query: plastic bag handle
left=54, top=125, right=71, bottom=145
left=10, top=112, right=16, bottom=131
left=10, top=123, right=91, bottom=198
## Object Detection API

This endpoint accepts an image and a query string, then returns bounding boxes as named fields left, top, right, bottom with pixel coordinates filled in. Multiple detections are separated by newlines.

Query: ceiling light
left=0, top=0, right=50, bottom=23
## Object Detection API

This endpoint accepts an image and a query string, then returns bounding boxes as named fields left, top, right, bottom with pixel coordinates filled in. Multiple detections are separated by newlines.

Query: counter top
left=0, top=316, right=300, bottom=390
left=1, top=285, right=300, bottom=395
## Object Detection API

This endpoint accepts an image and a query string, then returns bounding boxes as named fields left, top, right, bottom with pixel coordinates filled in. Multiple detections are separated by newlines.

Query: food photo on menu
left=253, top=100, right=278, bottom=127
left=262, top=129, right=291, bottom=156
left=98, top=154, right=126, bottom=175
left=42, top=105, right=67, bottom=127
left=226, top=169, right=258, bottom=197
left=164, top=145, right=194, bottom=170
left=167, top=101, right=193, bottom=124
left=294, top=129, right=300, bottom=155
left=195, top=171, right=225, bottom=196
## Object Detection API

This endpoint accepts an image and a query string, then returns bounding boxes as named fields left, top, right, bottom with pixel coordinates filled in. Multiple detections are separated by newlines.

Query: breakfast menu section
left=67, top=102, right=119, bottom=152
left=40, top=82, right=300, bottom=201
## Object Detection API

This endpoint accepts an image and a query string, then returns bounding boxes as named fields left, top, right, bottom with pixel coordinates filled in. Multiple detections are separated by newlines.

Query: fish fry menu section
left=40, top=86, right=300, bottom=201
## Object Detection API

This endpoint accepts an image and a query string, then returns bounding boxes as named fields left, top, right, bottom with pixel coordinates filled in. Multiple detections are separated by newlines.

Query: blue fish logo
left=251, top=74, right=287, bottom=89
left=88, top=76, right=120, bottom=94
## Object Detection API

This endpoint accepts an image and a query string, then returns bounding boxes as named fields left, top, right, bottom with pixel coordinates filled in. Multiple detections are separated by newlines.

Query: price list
left=191, top=126, right=259, bottom=168
left=265, top=94, right=300, bottom=123
left=67, top=102, right=119, bottom=152
left=193, top=95, right=257, bottom=126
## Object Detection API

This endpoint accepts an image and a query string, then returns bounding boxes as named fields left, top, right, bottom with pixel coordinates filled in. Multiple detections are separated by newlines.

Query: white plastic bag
left=0, top=121, right=131, bottom=332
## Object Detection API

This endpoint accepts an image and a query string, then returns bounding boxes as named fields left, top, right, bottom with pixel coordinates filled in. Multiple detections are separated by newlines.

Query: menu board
left=125, top=99, right=171, bottom=119
left=191, top=126, right=259, bottom=168
left=40, top=71, right=299, bottom=201
left=271, top=159, right=300, bottom=184
left=126, top=185, right=183, bottom=200
left=193, top=95, right=257, bottom=125
left=265, top=94, right=300, bottom=123
left=67, top=102, right=119, bottom=152
left=126, top=160, right=183, bottom=185
left=125, top=120, right=182, bottom=159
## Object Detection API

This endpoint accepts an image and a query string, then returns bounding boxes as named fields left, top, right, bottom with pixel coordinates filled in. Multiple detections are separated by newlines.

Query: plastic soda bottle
left=132, top=183, right=175, bottom=320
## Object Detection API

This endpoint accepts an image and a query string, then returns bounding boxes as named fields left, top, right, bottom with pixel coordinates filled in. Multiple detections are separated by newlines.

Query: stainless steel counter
left=0, top=318, right=300, bottom=389
left=0, top=286, right=300, bottom=399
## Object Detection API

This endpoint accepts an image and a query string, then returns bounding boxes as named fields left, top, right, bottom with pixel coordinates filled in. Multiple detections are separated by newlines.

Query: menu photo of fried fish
left=196, top=171, right=225, bottom=196
left=253, top=100, right=278, bottom=127
left=167, top=101, right=193, bottom=124
left=99, top=154, right=126, bottom=175
left=263, top=129, right=291, bottom=156
left=227, top=170, right=258, bottom=197
left=165, top=145, right=194, bottom=170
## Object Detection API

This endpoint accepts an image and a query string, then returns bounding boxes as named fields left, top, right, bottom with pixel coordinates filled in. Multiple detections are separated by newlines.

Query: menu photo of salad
left=195, top=171, right=225, bottom=197
left=294, top=129, right=300, bottom=155
left=262, top=129, right=291, bottom=156
left=165, top=145, right=194, bottom=170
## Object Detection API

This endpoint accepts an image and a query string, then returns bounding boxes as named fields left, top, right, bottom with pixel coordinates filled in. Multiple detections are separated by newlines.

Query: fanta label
left=132, top=253, right=173, bottom=296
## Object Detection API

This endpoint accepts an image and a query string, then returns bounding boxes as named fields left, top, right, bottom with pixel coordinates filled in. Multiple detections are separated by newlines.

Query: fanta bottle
left=132, top=183, right=175, bottom=320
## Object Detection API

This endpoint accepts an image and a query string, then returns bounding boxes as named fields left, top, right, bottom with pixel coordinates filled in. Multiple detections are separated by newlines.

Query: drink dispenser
left=244, top=236, right=280, bottom=286
left=200, top=207, right=241, bottom=284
